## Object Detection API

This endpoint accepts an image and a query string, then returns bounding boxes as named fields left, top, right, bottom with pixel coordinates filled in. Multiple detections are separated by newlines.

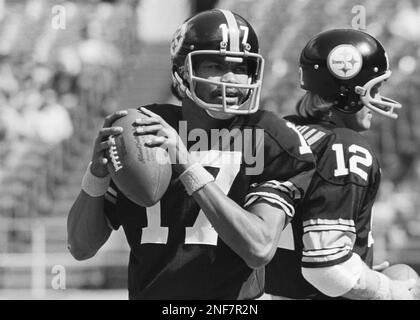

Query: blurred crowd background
left=0, top=0, right=419, bottom=299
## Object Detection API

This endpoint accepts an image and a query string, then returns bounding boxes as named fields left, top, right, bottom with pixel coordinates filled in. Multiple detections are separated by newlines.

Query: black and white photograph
left=0, top=0, right=420, bottom=309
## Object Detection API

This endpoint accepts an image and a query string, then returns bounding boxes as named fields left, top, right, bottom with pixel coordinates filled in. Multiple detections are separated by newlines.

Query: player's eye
left=234, top=64, right=248, bottom=74
left=200, top=60, right=223, bottom=70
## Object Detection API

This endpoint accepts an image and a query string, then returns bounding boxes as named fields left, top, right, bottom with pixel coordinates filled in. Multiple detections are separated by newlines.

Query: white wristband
left=179, top=163, right=215, bottom=196
left=372, top=272, right=391, bottom=300
left=81, top=162, right=111, bottom=197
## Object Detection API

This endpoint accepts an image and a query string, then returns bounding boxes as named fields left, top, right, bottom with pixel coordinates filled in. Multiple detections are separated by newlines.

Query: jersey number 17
left=141, top=150, right=241, bottom=246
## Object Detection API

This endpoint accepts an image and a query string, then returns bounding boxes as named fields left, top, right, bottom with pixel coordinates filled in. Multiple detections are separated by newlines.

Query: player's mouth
left=211, top=89, right=244, bottom=105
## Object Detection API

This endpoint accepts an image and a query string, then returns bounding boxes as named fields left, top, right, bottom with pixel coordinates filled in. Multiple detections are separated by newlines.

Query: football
left=106, top=108, right=172, bottom=207
left=382, top=264, right=419, bottom=281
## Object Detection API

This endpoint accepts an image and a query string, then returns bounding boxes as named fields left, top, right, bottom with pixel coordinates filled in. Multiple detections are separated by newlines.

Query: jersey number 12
left=332, top=144, right=372, bottom=181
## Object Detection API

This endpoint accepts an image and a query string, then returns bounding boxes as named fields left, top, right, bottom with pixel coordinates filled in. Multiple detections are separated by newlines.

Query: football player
left=264, top=28, right=418, bottom=300
left=67, top=9, right=315, bottom=299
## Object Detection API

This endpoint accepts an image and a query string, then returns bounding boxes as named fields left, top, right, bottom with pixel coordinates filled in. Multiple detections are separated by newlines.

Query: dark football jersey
left=265, top=115, right=381, bottom=299
left=103, top=104, right=315, bottom=299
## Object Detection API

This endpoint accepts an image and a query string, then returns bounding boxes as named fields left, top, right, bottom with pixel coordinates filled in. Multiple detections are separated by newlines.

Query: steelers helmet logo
left=170, top=22, right=188, bottom=58
left=327, top=45, right=363, bottom=80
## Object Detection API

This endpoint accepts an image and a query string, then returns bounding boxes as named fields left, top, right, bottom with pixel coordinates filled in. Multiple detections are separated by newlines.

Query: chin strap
left=172, top=70, right=189, bottom=99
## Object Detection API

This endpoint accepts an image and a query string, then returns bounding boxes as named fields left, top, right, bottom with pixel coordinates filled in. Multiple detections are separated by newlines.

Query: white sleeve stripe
left=245, top=191, right=293, bottom=207
left=303, top=223, right=354, bottom=228
left=245, top=195, right=294, bottom=216
left=251, top=180, right=302, bottom=200
left=303, top=218, right=355, bottom=227
left=302, top=249, right=350, bottom=264
left=245, top=191, right=295, bottom=215
left=303, top=229, right=355, bottom=252
left=259, top=180, right=293, bottom=191
left=277, top=185, right=300, bottom=200
left=244, top=195, right=257, bottom=207
left=303, top=225, right=356, bottom=234
left=303, top=244, right=349, bottom=253
left=105, top=191, right=117, bottom=199
left=282, top=181, right=302, bottom=199
left=303, top=245, right=352, bottom=257
left=244, top=195, right=294, bottom=218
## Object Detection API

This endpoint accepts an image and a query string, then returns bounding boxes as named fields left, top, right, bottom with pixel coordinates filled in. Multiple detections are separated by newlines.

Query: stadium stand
left=0, top=0, right=138, bottom=298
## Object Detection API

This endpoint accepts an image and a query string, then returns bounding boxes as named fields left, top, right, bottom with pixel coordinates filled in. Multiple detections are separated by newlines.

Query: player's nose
left=221, top=70, right=238, bottom=83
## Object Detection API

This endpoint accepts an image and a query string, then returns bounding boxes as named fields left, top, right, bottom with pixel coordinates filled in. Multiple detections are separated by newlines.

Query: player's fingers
left=373, top=261, right=390, bottom=271
left=134, top=117, right=161, bottom=126
left=135, top=124, right=163, bottom=134
left=98, top=140, right=113, bottom=151
left=91, top=156, right=108, bottom=167
left=98, top=127, right=123, bottom=139
left=144, top=136, right=166, bottom=147
left=139, top=107, right=159, bottom=118
left=140, top=107, right=169, bottom=126
left=103, top=110, right=128, bottom=127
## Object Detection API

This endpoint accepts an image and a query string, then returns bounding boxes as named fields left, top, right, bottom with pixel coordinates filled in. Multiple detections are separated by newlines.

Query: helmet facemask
left=170, top=9, right=265, bottom=116
left=355, top=71, right=402, bottom=119
left=180, top=50, right=264, bottom=115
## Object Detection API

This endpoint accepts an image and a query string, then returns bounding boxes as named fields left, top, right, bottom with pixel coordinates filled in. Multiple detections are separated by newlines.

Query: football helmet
left=299, top=29, right=401, bottom=119
left=170, top=9, right=264, bottom=115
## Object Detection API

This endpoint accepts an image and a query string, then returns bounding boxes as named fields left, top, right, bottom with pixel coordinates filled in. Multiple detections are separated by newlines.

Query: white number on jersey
left=332, top=144, right=372, bottom=181
left=141, top=150, right=241, bottom=246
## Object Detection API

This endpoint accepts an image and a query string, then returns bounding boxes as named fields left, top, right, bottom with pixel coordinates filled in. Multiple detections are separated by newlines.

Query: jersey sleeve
left=300, top=133, right=381, bottom=268
left=104, top=180, right=122, bottom=230
left=244, top=120, right=316, bottom=222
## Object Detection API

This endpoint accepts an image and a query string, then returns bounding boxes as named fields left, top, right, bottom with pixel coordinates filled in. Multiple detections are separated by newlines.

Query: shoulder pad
left=235, top=110, right=315, bottom=161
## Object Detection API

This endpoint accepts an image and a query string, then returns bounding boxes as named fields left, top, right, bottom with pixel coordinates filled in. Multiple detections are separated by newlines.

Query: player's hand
left=135, top=107, right=192, bottom=173
left=389, top=278, right=417, bottom=300
left=372, top=261, right=390, bottom=272
left=90, top=110, right=127, bottom=178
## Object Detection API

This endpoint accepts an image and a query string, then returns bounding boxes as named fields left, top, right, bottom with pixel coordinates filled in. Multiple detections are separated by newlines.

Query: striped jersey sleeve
left=302, top=216, right=356, bottom=267
left=300, top=147, right=380, bottom=268
left=244, top=122, right=315, bottom=222
left=245, top=180, right=303, bottom=220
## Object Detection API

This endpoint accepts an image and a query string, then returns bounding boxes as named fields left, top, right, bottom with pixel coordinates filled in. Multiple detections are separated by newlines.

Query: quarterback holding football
left=67, top=9, right=315, bottom=299
left=265, top=29, right=419, bottom=300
